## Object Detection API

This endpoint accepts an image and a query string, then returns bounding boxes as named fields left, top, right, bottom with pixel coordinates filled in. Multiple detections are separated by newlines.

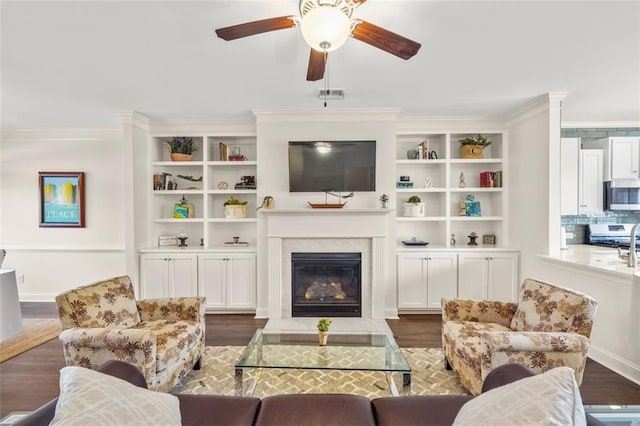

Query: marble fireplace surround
left=262, top=209, right=392, bottom=321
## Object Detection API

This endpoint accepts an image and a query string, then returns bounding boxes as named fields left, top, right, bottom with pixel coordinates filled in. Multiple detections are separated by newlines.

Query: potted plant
left=403, top=195, right=425, bottom=217
left=316, top=318, right=332, bottom=346
left=223, top=196, right=248, bottom=218
left=166, top=137, right=196, bottom=161
left=379, top=194, right=389, bottom=208
left=458, top=134, right=492, bottom=159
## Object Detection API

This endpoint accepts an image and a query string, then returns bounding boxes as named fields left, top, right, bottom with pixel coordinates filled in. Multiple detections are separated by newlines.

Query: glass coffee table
left=235, top=328, right=412, bottom=397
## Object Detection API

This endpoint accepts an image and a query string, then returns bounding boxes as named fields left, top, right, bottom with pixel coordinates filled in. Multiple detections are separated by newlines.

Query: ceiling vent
left=317, top=89, right=345, bottom=100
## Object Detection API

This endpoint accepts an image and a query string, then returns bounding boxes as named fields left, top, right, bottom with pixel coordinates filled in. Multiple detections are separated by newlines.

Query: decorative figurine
left=459, top=199, right=467, bottom=216
left=450, top=234, right=456, bottom=246
left=458, top=172, right=466, bottom=188
left=467, top=232, right=479, bottom=246
left=177, top=232, right=188, bottom=248
left=425, top=177, right=433, bottom=188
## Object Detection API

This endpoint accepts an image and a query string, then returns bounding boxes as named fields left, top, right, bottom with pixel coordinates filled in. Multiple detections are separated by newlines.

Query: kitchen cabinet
left=140, top=253, right=198, bottom=298
left=560, top=138, right=579, bottom=215
left=578, top=149, right=603, bottom=214
left=397, top=252, right=457, bottom=309
left=458, top=252, right=519, bottom=302
left=598, top=137, right=640, bottom=180
left=610, top=137, right=640, bottom=179
left=199, top=253, right=256, bottom=310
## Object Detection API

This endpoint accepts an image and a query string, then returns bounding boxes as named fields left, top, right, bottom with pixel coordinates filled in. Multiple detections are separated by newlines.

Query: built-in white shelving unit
left=395, top=131, right=507, bottom=248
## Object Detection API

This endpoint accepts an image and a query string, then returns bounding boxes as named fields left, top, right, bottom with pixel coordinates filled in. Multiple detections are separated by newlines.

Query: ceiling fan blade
left=352, top=20, right=421, bottom=60
left=306, top=49, right=326, bottom=81
left=215, top=16, right=295, bottom=41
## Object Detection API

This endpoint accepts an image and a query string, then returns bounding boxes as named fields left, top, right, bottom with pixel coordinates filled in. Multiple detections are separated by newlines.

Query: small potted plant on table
left=166, top=137, right=196, bottom=161
left=458, top=134, right=492, bottom=159
left=317, top=318, right=332, bottom=346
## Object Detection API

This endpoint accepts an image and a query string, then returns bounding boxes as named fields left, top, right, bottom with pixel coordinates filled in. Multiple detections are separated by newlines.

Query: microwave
left=604, top=179, right=640, bottom=210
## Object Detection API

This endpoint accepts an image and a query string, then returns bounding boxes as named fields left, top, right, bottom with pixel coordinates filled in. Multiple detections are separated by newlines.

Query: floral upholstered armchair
left=442, top=278, right=597, bottom=395
left=56, top=275, right=205, bottom=392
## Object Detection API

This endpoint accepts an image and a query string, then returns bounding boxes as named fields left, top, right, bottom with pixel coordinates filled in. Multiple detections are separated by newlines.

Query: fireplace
left=291, top=252, right=362, bottom=317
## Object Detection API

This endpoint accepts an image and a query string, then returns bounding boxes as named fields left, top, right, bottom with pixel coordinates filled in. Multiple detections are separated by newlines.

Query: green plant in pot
left=404, top=195, right=425, bottom=217
left=379, top=193, right=389, bottom=208
left=166, top=137, right=196, bottom=161
left=459, top=134, right=492, bottom=159
left=317, top=318, right=332, bottom=346
left=223, top=196, right=248, bottom=218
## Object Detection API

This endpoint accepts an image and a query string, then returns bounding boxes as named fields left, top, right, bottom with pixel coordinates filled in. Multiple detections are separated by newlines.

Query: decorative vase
left=170, top=153, right=192, bottom=162
left=461, top=145, right=484, bottom=159
left=403, top=202, right=425, bottom=217
left=318, top=331, right=328, bottom=346
left=381, top=200, right=389, bottom=209
left=224, top=205, right=247, bottom=218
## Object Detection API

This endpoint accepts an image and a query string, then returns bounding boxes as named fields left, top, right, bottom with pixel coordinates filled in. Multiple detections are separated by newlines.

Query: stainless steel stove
left=587, top=223, right=640, bottom=250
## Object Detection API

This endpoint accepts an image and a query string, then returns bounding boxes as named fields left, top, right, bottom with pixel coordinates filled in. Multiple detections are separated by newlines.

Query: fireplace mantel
left=262, top=208, right=393, bottom=319
left=261, top=208, right=393, bottom=215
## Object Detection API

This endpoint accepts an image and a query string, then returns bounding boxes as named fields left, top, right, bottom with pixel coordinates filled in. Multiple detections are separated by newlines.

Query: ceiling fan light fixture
left=301, top=6, right=351, bottom=52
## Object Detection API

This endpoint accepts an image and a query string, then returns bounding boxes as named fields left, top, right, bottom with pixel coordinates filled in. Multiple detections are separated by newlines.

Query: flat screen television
left=288, top=140, right=376, bottom=192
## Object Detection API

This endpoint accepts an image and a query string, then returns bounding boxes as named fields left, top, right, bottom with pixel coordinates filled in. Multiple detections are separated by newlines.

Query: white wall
left=506, top=96, right=556, bottom=278
left=253, top=109, right=398, bottom=317
left=0, top=129, right=127, bottom=300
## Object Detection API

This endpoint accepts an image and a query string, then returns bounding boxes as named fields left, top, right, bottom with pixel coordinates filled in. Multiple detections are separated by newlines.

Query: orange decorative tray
left=307, top=202, right=347, bottom=209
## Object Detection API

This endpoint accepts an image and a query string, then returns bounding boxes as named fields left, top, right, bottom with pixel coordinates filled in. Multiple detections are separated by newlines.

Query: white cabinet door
left=397, top=252, right=457, bottom=309
left=425, top=253, right=457, bottom=309
left=458, top=252, right=519, bottom=302
left=611, top=137, right=640, bottom=179
left=579, top=150, right=603, bottom=214
left=227, top=254, right=256, bottom=309
left=140, top=254, right=171, bottom=299
left=486, top=253, right=519, bottom=302
left=140, top=253, right=198, bottom=298
left=199, top=253, right=256, bottom=310
left=199, top=255, right=227, bottom=309
left=560, top=138, right=579, bottom=215
left=397, top=254, right=428, bottom=309
left=168, top=255, right=198, bottom=297
left=458, top=254, right=489, bottom=300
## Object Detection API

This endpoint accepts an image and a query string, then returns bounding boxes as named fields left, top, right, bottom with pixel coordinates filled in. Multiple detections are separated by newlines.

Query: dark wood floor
left=1, top=303, right=638, bottom=417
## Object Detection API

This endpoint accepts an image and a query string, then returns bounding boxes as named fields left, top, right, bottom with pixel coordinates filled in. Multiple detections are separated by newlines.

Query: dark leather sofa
left=16, top=360, right=602, bottom=426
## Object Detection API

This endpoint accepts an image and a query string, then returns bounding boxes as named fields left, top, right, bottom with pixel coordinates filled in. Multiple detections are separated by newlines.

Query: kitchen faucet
left=629, top=222, right=640, bottom=267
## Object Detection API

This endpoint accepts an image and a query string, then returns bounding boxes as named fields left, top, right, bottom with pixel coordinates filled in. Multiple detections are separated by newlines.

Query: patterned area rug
left=0, top=318, right=61, bottom=363
left=173, top=346, right=469, bottom=398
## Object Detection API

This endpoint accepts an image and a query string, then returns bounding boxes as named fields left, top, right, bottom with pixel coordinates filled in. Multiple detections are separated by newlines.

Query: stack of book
left=479, top=171, right=503, bottom=187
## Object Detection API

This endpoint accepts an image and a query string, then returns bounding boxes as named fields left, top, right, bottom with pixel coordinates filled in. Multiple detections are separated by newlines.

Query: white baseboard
left=588, top=344, right=640, bottom=385
left=19, top=293, right=57, bottom=302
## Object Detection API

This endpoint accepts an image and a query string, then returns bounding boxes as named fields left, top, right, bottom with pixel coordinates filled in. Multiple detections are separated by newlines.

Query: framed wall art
left=39, top=172, right=85, bottom=228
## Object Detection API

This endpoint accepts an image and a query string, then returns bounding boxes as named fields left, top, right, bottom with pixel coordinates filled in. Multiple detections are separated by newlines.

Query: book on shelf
left=479, top=170, right=503, bottom=187
left=416, top=140, right=429, bottom=160
left=219, top=142, right=228, bottom=161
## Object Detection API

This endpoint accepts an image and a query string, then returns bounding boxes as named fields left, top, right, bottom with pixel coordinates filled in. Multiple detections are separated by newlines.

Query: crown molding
left=396, top=115, right=505, bottom=134
left=505, top=92, right=568, bottom=128
left=561, top=121, right=640, bottom=129
left=252, top=108, right=401, bottom=123
left=1, top=128, right=121, bottom=142
left=118, top=111, right=150, bottom=130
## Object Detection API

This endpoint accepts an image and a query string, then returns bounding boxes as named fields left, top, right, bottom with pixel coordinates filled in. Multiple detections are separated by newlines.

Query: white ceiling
left=1, top=0, right=639, bottom=129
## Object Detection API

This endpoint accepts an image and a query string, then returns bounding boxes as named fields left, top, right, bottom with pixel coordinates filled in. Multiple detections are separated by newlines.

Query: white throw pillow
left=51, top=366, right=181, bottom=426
left=453, top=366, right=586, bottom=426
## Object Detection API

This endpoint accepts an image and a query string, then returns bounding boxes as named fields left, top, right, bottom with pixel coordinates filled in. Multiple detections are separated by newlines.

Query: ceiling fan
left=215, top=0, right=421, bottom=81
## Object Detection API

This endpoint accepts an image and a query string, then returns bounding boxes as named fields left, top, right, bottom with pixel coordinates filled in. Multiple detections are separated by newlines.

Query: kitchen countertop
left=541, top=244, right=638, bottom=277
